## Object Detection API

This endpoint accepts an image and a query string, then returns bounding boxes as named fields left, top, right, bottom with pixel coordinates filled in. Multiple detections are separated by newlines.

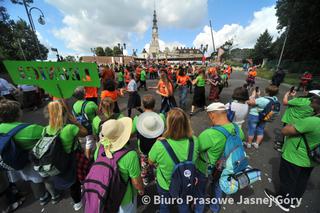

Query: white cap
left=206, top=102, right=227, bottom=112
left=309, top=90, right=320, bottom=97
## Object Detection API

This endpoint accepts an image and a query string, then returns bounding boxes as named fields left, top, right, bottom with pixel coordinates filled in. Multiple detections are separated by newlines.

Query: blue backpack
left=258, top=97, right=280, bottom=122
left=0, top=124, right=31, bottom=171
left=227, top=102, right=236, bottom=122
left=213, top=125, right=248, bottom=176
left=161, top=138, right=197, bottom=198
left=73, top=101, right=92, bottom=134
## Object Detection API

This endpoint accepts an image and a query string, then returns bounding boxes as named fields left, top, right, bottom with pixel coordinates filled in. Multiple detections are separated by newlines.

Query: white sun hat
left=309, top=90, right=320, bottom=97
left=136, top=112, right=165, bottom=139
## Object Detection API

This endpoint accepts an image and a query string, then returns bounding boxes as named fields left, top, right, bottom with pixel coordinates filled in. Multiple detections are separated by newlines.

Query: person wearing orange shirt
left=176, top=69, right=191, bottom=109
left=246, top=67, right=257, bottom=88
left=100, top=79, right=123, bottom=113
left=84, top=69, right=98, bottom=104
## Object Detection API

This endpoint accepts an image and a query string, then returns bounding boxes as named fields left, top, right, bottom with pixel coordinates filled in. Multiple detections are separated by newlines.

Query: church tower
left=149, top=10, right=160, bottom=58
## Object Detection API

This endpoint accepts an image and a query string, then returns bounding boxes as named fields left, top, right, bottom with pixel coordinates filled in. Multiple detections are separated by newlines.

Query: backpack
left=160, top=138, right=197, bottom=198
left=73, top=101, right=92, bottom=134
left=213, top=125, right=261, bottom=194
left=29, top=128, right=76, bottom=177
left=227, top=102, right=235, bottom=122
left=0, top=124, right=31, bottom=171
left=258, top=97, right=281, bottom=122
left=83, top=146, right=129, bottom=213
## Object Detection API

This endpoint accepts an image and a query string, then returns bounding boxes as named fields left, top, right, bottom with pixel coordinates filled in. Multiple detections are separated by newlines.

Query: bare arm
left=281, top=125, right=300, bottom=137
left=131, top=177, right=144, bottom=195
left=283, top=91, right=296, bottom=106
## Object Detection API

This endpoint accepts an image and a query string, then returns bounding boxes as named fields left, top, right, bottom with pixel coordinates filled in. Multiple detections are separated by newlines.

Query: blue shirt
left=249, top=96, right=278, bottom=116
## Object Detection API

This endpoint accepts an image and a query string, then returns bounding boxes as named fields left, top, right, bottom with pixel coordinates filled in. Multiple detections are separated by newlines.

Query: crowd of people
left=0, top=61, right=320, bottom=213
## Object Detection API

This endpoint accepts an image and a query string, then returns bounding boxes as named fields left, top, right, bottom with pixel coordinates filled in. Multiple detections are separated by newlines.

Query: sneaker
left=252, top=142, right=259, bottom=149
left=73, top=202, right=83, bottom=211
left=244, top=142, right=251, bottom=149
left=264, top=189, right=290, bottom=212
left=39, top=192, right=50, bottom=206
left=51, top=194, right=61, bottom=205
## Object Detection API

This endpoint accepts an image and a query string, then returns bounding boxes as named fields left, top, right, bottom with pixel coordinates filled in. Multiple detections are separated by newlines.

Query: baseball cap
left=206, top=102, right=227, bottom=112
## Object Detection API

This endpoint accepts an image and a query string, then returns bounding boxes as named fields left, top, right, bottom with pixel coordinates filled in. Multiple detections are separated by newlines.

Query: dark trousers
left=70, top=180, right=81, bottom=203
left=278, top=158, right=313, bottom=207
left=138, top=80, right=147, bottom=91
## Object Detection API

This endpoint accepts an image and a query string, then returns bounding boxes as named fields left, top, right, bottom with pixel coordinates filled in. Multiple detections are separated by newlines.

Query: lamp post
left=132, top=49, right=138, bottom=57
left=51, top=48, right=60, bottom=61
left=200, top=44, right=208, bottom=55
left=117, top=43, right=126, bottom=65
left=22, top=0, right=46, bottom=61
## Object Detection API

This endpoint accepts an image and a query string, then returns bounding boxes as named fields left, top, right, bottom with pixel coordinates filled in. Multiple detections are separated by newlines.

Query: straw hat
left=136, top=112, right=164, bottom=139
left=99, top=117, right=132, bottom=158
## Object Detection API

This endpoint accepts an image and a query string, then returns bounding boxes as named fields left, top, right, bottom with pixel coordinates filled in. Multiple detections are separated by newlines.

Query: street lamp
left=199, top=44, right=208, bottom=55
left=132, top=49, right=138, bottom=57
left=22, top=0, right=46, bottom=61
left=51, top=48, right=60, bottom=61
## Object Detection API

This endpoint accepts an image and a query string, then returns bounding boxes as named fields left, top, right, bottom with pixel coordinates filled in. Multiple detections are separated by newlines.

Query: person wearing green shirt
left=190, top=68, right=206, bottom=116
left=0, top=99, right=57, bottom=206
left=194, top=102, right=245, bottom=213
left=72, top=87, right=98, bottom=158
left=138, top=68, right=147, bottom=91
left=274, top=90, right=319, bottom=152
left=95, top=117, right=144, bottom=213
left=46, top=100, right=88, bottom=211
left=264, top=96, right=320, bottom=212
left=117, top=69, right=125, bottom=88
left=149, top=108, right=199, bottom=213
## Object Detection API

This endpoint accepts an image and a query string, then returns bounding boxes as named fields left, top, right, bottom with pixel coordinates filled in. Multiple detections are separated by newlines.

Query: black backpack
left=73, top=101, right=92, bottom=134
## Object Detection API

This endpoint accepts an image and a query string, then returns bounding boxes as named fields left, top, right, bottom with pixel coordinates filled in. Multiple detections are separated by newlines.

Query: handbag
left=301, top=134, right=320, bottom=164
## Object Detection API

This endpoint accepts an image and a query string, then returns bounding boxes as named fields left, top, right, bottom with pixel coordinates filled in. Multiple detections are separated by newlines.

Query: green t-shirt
left=140, top=70, right=146, bottom=81
left=196, top=75, right=205, bottom=87
left=281, top=97, right=313, bottom=124
left=73, top=100, right=98, bottom=122
left=46, top=124, right=79, bottom=153
left=148, top=136, right=199, bottom=190
left=118, top=72, right=124, bottom=82
left=93, top=148, right=141, bottom=206
left=282, top=116, right=320, bottom=167
left=92, top=113, right=124, bottom=136
left=195, top=124, right=245, bottom=175
left=0, top=122, right=44, bottom=150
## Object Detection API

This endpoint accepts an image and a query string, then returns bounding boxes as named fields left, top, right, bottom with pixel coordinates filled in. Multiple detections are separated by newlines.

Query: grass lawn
left=257, top=68, right=301, bottom=86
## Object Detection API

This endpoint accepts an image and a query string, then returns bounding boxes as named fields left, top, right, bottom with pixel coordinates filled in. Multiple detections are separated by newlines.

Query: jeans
left=210, top=181, right=223, bottom=213
left=194, top=171, right=208, bottom=213
left=278, top=158, right=313, bottom=208
left=178, top=85, right=188, bottom=109
left=156, top=184, right=190, bottom=213
left=247, top=114, right=266, bottom=137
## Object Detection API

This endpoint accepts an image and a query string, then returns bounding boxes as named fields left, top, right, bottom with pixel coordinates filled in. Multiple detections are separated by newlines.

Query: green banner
left=3, top=60, right=100, bottom=98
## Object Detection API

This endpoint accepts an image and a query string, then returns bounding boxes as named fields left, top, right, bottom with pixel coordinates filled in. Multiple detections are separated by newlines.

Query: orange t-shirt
left=249, top=70, right=257, bottom=77
left=158, top=81, right=173, bottom=96
left=177, top=75, right=190, bottom=86
left=84, top=75, right=98, bottom=98
left=101, top=90, right=119, bottom=101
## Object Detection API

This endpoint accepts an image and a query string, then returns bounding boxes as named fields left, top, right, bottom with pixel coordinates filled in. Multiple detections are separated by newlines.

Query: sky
left=4, top=0, right=279, bottom=60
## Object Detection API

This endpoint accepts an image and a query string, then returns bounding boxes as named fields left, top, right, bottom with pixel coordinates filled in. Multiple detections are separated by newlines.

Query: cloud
left=144, top=39, right=186, bottom=53
left=193, top=5, right=280, bottom=53
left=45, top=0, right=207, bottom=53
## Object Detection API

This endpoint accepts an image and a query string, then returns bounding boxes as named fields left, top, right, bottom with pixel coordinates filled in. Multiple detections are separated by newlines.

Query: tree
left=95, top=47, right=105, bottom=56
left=275, top=0, right=320, bottom=61
left=113, top=46, right=123, bottom=56
left=104, top=47, right=113, bottom=56
left=253, top=30, right=273, bottom=64
left=65, top=55, right=76, bottom=62
left=220, top=39, right=234, bottom=61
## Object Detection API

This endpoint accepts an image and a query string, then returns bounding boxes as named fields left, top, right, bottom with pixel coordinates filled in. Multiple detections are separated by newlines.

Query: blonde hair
left=47, top=101, right=65, bottom=131
left=99, top=97, right=115, bottom=118
left=163, top=108, right=193, bottom=140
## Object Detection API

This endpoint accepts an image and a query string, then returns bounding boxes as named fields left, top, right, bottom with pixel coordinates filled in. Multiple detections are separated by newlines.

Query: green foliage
left=95, top=46, right=105, bottom=56
left=257, top=67, right=301, bottom=86
left=224, top=60, right=243, bottom=67
left=253, top=30, right=273, bottom=64
left=220, top=39, right=233, bottom=61
left=230, top=48, right=254, bottom=61
left=65, top=55, right=76, bottom=62
left=104, top=47, right=113, bottom=56
left=113, top=46, right=123, bottom=56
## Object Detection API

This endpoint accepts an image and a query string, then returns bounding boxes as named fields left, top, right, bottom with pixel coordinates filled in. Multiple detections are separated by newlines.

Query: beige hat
left=137, top=112, right=165, bottom=139
left=99, top=117, right=132, bottom=158
left=206, top=102, right=227, bottom=112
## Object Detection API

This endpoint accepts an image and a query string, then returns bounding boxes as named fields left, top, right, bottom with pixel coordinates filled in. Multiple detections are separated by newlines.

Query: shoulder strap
left=113, top=148, right=131, bottom=163
left=81, top=101, right=88, bottom=115
left=6, top=124, right=30, bottom=137
left=301, top=134, right=311, bottom=154
left=211, top=126, right=231, bottom=138
left=160, top=139, right=179, bottom=165
left=187, top=137, right=194, bottom=161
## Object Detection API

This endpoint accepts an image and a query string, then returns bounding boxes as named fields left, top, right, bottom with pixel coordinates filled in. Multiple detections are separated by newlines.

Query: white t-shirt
left=225, top=101, right=249, bottom=127
left=127, top=79, right=137, bottom=92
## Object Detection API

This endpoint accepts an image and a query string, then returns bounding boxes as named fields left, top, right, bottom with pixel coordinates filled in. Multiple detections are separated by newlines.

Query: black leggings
left=70, top=180, right=81, bottom=203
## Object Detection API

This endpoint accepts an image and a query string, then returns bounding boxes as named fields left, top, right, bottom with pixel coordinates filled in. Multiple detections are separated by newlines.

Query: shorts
left=247, top=114, right=266, bottom=137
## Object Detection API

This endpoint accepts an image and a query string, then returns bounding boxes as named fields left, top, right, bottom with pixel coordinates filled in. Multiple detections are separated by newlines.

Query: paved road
left=13, top=70, right=320, bottom=213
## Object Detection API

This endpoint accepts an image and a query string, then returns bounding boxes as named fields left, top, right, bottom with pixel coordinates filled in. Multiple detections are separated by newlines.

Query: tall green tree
left=253, top=30, right=273, bottom=64
left=104, top=47, right=113, bottom=56
left=113, top=46, right=123, bottom=56
left=275, top=0, right=320, bottom=61
left=220, top=39, right=233, bottom=61
left=95, top=47, right=105, bottom=56
left=65, top=55, right=76, bottom=62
